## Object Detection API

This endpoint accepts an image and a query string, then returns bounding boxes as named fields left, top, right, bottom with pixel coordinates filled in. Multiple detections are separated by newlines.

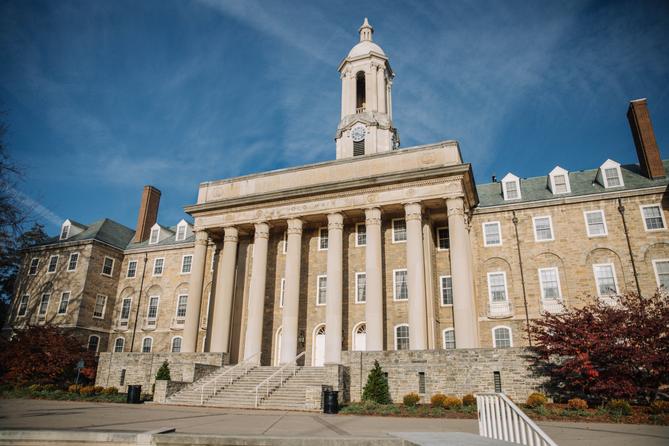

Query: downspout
left=129, top=253, right=148, bottom=352
left=617, top=198, right=642, bottom=296
left=512, top=211, right=532, bottom=347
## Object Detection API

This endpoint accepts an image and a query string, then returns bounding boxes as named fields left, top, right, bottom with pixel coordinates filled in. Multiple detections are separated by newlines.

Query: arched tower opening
left=356, top=71, right=366, bottom=111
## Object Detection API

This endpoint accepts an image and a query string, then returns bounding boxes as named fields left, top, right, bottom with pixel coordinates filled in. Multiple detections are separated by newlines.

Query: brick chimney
left=627, top=98, right=665, bottom=179
left=133, top=185, right=161, bottom=243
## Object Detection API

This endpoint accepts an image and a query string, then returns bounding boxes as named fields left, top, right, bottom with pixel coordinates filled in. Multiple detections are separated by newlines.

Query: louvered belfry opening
left=353, top=140, right=365, bottom=156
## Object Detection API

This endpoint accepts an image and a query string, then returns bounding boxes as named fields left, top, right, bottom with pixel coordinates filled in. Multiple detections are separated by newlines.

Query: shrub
left=28, top=384, right=43, bottom=392
left=443, top=396, right=462, bottom=409
left=362, top=360, right=392, bottom=404
left=101, top=387, right=119, bottom=395
left=67, top=384, right=82, bottom=394
left=606, top=399, right=632, bottom=416
left=526, top=392, right=548, bottom=408
left=79, top=385, right=96, bottom=396
left=92, top=386, right=104, bottom=394
left=462, top=394, right=476, bottom=406
left=155, top=361, right=171, bottom=381
left=403, top=392, right=420, bottom=407
left=42, top=384, right=57, bottom=392
left=430, top=393, right=447, bottom=408
left=649, top=400, right=669, bottom=414
left=567, top=398, right=588, bottom=410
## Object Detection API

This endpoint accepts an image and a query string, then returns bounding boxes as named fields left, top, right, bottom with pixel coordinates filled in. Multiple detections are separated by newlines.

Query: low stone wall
left=153, top=380, right=189, bottom=403
left=95, top=352, right=227, bottom=393
left=341, top=348, right=542, bottom=403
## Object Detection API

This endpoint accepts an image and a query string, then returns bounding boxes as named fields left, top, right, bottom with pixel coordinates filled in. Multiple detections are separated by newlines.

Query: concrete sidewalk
left=0, top=399, right=667, bottom=445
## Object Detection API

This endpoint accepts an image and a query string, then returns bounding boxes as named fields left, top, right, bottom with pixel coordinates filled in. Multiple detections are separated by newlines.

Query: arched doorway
left=312, top=324, right=326, bottom=367
left=352, top=322, right=366, bottom=351
left=274, top=327, right=282, bottom=366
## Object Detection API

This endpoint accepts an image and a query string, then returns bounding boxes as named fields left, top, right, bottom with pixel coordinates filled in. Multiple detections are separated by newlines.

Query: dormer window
left=60, top=222, right=70, bottom=240
left=548, top=166, right=571, bottom=195
left=501, top=173, right=521, bottom=200
left=598, top=159, right=624, bottom=189
left=604, top=168, right=621, bottom=187
left=149, top=227, right=160, bottom=245
left=175, top=222, right=187, bottom=242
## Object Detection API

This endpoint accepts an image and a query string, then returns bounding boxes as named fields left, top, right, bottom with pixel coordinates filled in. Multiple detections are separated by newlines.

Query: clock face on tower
left=351, top=124, right=366, bottom=142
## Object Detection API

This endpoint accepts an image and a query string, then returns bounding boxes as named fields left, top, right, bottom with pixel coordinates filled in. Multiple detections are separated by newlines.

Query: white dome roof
left=348, top=40, right=385, bottom=58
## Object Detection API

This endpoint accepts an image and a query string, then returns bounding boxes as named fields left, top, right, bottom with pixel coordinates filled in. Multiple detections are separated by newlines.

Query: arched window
left=443, top=329, right=456, bottom=349
left=356, top=71, right=366, bottom=111
left=142, top=337, right=153, bottom=353
left=171, top=336, right=182, bottom=353
left=114, top=337, right=125, bottom=352
left=87, top=335, right=100, bottom=352
left=395, top=324, right=409, bottom=350
left=493, top=326, right=512, bottom=348
left=352, top=322, right=366, bottom=351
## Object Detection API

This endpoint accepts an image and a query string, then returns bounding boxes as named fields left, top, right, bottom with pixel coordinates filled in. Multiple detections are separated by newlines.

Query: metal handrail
left=254, top=351, right=305, bottom=407
left=477, top=393, right=557, bottom=446
left=199, top=351, right=260, bottom=405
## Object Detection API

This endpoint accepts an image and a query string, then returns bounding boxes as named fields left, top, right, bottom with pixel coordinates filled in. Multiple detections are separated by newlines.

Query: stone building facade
left=5, top=20, right=669, bottom=380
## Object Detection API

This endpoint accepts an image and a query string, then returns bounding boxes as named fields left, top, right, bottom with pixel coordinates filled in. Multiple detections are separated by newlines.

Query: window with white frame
left=279, top=278, right=285, bottom=307
left=120, top=298, right=132, bottom=320
left=584, top=210, right=607, bottom=237
left=533, top=216, right=554, bottom=241
left=392, top=219, right=407, bottom=242
left=101, top=257, right=114, bottom=276
left=38, top=293, right=50, bottom=316
left=487, top=272, right=508, bottom=302
left=93, top=295, right=107, bottom=318
left=501, top=173, right=521, bottom=200
left=443, top=329, right=456, bottom=349
left=316, top=275, right=327, bottom=305
left=127, top=260, right=137, bottom=278
left=147, top=296, right=159, bottom=320
left=153, top=258, right=164, bottom=276
left=395, top=324, right=410, bottom=350
left=653, top=260, right=669, bottom=289
left=437, top=227, right=449, bottom=250
left=149, top=227, right=160, bottom=244
left=440, top=276, right=453, bottom=305
left=483, top=222, right=502, bottom=246
left=60, top=223, right=70, bottom=240
left=176, top=295, right=188, bottom=318
left=356, top=272, right=366, bottom=303
left=67, top=253, right=79, bottom=271
left=356, top=223, right=366, bottom=247
left=538, top=268, right=561, bottom=300
left=171, top=337, right=182, bottom=353
left=493, top=326, right=512, bottom=348
left=593, top=263, right=618, bottom=296
left=552, top=174, right=569, bottom=194
left=393, top=269, right=408, bottom=300
left=88, top=335, right=100, bottom=352
left=58, top=292, right=70, bottom=314
left=604, top=167, right=621, bottom=187
left=28, top=258, right=39, bottom=275
left=18, top=295, right=29, bottom=316
left=175, top=223, right=187, bottom=241
left=142, top=337, right=153, bottom=352
left=181, top=255, right=193, bottom=274
left=47, top=255, right=58, bottom=273
left=114, top=337, right=125, bottom=352
left=641, top=205, right=666, bottom=231
left=318, top=227, right=328, bottom=250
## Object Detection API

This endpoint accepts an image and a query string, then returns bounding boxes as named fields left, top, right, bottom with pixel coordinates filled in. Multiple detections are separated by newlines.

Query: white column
left=324, top=213, right=344, bottom=364
left=209, top=227, right=238, bottom=353
left=348, top=71, right=357, bottom=113
left=183, top=230, right=209, bottom=353
left=340, top=71, right=348, bottom=119
left=404, top=202, right=428, bottom=350
left=243, top=222, right=270, bottom=363
left=387, top=81, right=393, bottom=120
left=280, top=218, right=302, bottom=364
left=422, top=220, right=436, bottom=350
left=377, top=66, right=386, bottom=114
left=364, top=207, right=383, bottom=351
left=367, top=66, right=378, bottom=112
left=447, top=197, right=479, bottom=348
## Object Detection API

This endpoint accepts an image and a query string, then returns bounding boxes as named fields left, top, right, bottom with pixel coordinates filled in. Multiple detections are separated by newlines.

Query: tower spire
left=359, top=17, right=373, bottom=42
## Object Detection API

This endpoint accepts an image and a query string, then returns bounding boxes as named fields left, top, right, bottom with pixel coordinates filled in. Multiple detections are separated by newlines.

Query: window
left=67, top=253, right=79, bottom=271
left=493, top=326, right=512, bottom=348
left=38, top=293, right=50, bottom=316
left=147, top=296, right=160, bottom=319
left=149, top=227, right=160, bottom=244
left=393, top=269, right=408, bottom=300
left=58, top=292, right=70, bottom=314
left=279, top=278, right=285, bottom=307
left=392, top=219, right=407, bottom=243
left=553, top=174, right=568, bottom=194
left=176, top=295, right=187, bottom=318
left=175, top=223, right=187, bottom=241
left=181, top=255, right=193, bottom=274
left=17, top=295, right=28, bottom=316
left=395, top=325, right=410, bottom=350
left=604, top=167, right=621, bottom=187
left=101, top=257, right=114, bottom=276
left=356, top=223, right=366, bottom=247
left=549, top=166, right=571, bottom=194
left=114, top=337, right=125, bottom=352
left=504, top=181, right=519, bottom=199
left=584, top=210, right=607, bottom=237
left=47, top=255, right=58, bottom=273
left=171, top=337, right=182, bottom=353
left=142, top=337, right=153, bottom=353
left=533, top=216, right=554, bottom=242
left=653, top=260, right=669, bottom=289
left=127, top=260, right=137, bottom=278
left=318, top=227, right=328, bottom=250
left=440, top=276, right=453, bottom=305
left=28, top=258, right=39, bottom=275
left=641, top=205, right=666, bottom=231
left=593, top=263, right=618, bottom=296
left=487, top=272, right=508, bottom=302
left=153, top=258, right=164, bottom=276
left=443, top=329, right=456, bottom=349
left=93, top=295, right=107, bottom=318
left=437, top=227, right=449, bottom=250
left=316, top=275, right=327, bottom=305
left=120, top=298, right=132, bottom=320
left=501, top=173, right=521, bottom=200
left=356, top=71, right=366, bottom=109
left=60, top=223, right=70, bottom=240
left=88, top=335, right=100, bottom=352
left=356, top=272, right=366, bottom=303
left=538, top=268, right=561, bottom=300
left=483, top=222, right=502, bottom=246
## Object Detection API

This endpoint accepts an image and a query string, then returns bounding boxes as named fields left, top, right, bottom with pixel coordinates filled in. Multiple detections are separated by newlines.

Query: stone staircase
left=166, top=365, right=329, bottom=410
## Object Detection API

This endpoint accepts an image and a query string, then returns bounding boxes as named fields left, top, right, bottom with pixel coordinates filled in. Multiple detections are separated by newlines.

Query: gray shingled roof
left=125, top=224, right=194, bottom=250
left=476, top=160, right=669, bottom=208
left=33, top=218, right=135, bottom=251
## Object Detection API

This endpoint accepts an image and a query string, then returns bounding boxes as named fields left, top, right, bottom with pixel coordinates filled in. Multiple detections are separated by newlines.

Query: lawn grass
left=0, top=386, right=127, bottom=403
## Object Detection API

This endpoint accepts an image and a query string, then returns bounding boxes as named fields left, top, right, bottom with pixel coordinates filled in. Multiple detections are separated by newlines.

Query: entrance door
left=313, top=325, right=326, bottom=366
left=354, top=323, right=366, bottom=351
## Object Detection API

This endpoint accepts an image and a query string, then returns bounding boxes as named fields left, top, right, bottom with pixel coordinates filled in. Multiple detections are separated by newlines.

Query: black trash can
left=127, top=385, right=142, bottom=404
left=323, top=390, right=339, bottom=414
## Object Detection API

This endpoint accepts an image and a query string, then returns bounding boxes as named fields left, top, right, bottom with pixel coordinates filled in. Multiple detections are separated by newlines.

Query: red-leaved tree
left=530, top=292, right=669, bottom=404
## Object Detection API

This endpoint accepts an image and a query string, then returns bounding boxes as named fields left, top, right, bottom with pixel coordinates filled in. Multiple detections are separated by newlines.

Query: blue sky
left=1, top=0, right=668, bottom=235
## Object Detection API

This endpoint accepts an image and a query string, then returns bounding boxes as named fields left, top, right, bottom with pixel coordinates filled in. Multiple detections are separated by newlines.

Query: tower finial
left=359, top=17, right=373, bottom=42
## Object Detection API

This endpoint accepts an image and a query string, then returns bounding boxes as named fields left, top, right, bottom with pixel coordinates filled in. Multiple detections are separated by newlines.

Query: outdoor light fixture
left=298, top=330, right=305, bottom=346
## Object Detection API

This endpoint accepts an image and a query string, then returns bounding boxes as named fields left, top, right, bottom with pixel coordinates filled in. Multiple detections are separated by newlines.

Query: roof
left=348, top=40, right=386, bottom=58
left=125, top=230, right=194, bottom=250
left=477, top=160, right=669, bottom=208
left=33, top=219, right=135, bottom=251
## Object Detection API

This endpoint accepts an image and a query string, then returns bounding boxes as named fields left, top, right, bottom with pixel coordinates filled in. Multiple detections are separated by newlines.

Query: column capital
left=404, top=202, right=423, bottom=222
left=364, top=207, right=382, bottom=226
left=327, top=212, right=344, bottom=230
left=286, top=218, right=303, bottom=235
left=194, top=230, right=209, bottom=246
left=254, top=222, right=270, bottom=239
left=446, top=196, right=465, bottom=217
left=223, top=226, right=239, bottom=243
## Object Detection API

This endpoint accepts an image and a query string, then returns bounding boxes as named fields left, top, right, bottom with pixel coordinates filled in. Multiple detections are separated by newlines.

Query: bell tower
left=335, top=18, right=399, bottom=159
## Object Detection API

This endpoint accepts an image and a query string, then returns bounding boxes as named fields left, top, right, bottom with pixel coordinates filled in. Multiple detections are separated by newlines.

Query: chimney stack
left=627, top=98, right=665, bottom=179
left=133, top=185, right=161, bottom=243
